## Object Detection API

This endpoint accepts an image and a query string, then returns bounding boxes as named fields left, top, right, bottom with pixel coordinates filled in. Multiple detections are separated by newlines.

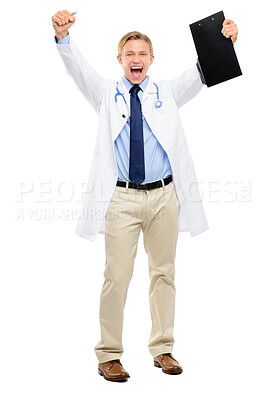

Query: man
left=52, top=10, right=238, bottom=382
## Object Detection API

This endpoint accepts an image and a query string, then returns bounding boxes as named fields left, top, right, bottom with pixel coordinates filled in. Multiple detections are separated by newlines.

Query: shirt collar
left=122, top=75, right=149, bottom=92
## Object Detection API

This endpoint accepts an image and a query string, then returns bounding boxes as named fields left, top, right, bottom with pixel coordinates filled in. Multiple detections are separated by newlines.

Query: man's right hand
left=52, top=10, right=76, bottom=41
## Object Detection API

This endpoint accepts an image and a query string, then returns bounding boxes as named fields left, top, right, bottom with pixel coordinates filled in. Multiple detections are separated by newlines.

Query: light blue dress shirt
left=55, top=35, right=173, bottom=183
left=55, top=34, right=70, bottom=45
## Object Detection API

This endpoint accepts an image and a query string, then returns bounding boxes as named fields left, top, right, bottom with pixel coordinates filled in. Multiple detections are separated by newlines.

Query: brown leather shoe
left=154, top=353, right=183, bottom=374
left=98, top=359, right=130, bottom=382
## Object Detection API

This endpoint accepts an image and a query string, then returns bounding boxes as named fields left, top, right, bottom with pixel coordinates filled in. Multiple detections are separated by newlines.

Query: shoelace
left=107, top=359, right=122, bottom=370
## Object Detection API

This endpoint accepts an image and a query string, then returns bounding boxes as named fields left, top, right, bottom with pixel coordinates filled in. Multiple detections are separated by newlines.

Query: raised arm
left=171, top=64, right=204, bottom=109
left=52, top=10, right=105, bottom=112
left=171, top=17, right=239, bottom=109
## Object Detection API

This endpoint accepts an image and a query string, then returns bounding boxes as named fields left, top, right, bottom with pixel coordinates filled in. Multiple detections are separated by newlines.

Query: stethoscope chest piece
left=155, top=100, right=162, bottom=108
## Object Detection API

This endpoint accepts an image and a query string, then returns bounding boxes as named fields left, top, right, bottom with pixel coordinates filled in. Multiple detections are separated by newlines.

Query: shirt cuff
left=54, top=34, right=70, bottom=44
left=196, top=59, right=206, bottom=85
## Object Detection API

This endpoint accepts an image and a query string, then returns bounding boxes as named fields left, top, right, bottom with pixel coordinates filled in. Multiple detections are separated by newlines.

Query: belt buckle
left=136, top=182, right=147, bottom=190
left=138, top=181, right=155, bottom=190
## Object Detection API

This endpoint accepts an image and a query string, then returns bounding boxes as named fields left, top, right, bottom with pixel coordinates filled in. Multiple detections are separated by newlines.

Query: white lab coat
left=56, top=36, right=209, bottom=241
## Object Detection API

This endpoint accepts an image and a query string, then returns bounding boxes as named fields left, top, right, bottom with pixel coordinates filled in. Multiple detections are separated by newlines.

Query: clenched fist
left=52, top=10, right=76, bottom=41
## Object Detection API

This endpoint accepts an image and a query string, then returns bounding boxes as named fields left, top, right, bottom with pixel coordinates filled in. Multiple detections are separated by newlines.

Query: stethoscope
left=115, top=81, right=162, bottom=119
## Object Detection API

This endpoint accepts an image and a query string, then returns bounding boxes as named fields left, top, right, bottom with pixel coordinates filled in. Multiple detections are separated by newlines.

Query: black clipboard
left=190, top=11, right=242, bottom=87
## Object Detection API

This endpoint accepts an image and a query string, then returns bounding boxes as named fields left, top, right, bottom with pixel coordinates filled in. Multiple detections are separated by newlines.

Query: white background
left=1, top=0, right=267, bottom=398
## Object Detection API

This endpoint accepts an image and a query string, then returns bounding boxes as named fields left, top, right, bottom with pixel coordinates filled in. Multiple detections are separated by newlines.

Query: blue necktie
left=129, top=85, right=145, bottom=185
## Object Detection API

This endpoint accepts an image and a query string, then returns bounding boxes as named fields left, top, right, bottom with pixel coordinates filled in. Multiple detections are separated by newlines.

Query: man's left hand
left=221, top=19, right=238, bottom=44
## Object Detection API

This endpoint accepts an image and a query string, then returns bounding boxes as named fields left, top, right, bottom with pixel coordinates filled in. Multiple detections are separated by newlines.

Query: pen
left=53, top=11, right=77, bottom=26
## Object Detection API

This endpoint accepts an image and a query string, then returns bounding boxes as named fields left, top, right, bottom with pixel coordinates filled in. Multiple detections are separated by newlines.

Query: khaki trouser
left=94, top=180, right=180, bottom=363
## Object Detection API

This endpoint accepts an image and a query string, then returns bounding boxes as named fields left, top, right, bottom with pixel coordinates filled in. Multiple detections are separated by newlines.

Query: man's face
left=117, top=40, right=154, bottom=85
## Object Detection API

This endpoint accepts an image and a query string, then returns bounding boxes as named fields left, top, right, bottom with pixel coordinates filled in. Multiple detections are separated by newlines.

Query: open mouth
left=131, top=66, right=143, bottom=80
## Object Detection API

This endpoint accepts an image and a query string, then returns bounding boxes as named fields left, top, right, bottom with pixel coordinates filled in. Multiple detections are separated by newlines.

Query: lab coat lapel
left=111, top=79, right=130, bottom=142
left=141, top=77, right=162, bottom=142
left=142, top=77, right=157, bottom=106
left=117, top=79, right=130, bottom=108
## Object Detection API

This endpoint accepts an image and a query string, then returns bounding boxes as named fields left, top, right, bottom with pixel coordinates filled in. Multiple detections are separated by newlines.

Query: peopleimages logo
left=15, top=178, right=252, bottom=221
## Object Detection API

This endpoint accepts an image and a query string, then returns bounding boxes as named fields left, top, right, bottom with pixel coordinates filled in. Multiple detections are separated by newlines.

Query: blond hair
left=118, top=31, right=154, bottom=57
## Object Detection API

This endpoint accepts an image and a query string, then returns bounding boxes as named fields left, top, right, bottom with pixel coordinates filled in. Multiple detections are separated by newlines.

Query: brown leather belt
left=116, top=175, right=173, bottom=190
